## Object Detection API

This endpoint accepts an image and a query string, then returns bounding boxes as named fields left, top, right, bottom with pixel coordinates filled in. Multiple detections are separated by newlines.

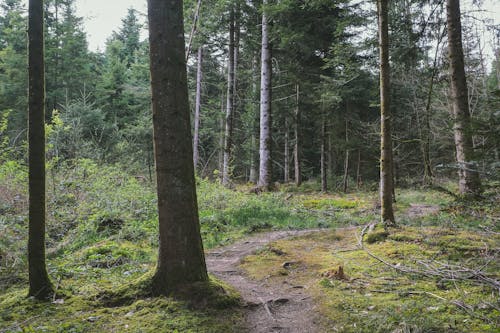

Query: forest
left=0, top=0, right=499, bottom=332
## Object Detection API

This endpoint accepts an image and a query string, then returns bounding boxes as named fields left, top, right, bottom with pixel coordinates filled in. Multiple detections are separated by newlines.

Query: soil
left=207, top=229, right=322, bottom=333
left=407, top=203, right=440, bottom=218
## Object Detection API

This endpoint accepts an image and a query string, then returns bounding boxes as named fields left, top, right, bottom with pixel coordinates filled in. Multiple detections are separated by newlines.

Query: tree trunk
left=446, top=0, right=482, bottom=197
left=284, top=116, right=289, bottom=183
left=193, top=46, right=203, bottom=171
left=28, top=0, right=54, bottom=300
left=321, top=117, right=327, bottom=192
left=222, top=7, right=235, bottom=187
left=249, top=56, right=259, bottom=183
left=378, top=0, right=396, bottom=226
left=258, top=0, right=272, bottom=189
left=294, top=84, right=302, bottom=187
left=343, top=118, right=349, bottom=193
left=328, top=132, right=335, bottom=180
left=356, top=150, right=361, bottom=189
left=148, top=0, right=208, bottom=293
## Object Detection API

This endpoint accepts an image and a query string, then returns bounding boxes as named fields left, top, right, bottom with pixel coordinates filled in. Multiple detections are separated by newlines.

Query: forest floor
left=207, top=229, right=323, bottom=333
left=1, top=162, right=499, bottom=332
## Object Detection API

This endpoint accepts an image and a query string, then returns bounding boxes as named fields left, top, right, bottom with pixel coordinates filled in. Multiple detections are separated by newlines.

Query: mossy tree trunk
left=28, top=0, right=54, bottom=300
left=446, top=0, right=482, bottom=197
left=147, top=0, right=208, bottom=293
left=377, top=0, right=396, bottom=226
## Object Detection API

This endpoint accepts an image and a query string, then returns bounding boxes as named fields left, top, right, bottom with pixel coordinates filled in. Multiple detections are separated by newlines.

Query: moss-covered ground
left=1, top=160, right=499, bottom=332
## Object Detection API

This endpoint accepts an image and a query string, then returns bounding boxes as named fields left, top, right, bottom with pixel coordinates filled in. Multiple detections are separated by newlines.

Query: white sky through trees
left=18, top=0, right=499, bottom=61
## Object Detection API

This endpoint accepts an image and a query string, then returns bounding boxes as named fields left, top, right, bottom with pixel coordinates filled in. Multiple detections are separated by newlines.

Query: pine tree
left=148, top=0, right=208, bottom=293
left=27, top=0, right=54, bottom=299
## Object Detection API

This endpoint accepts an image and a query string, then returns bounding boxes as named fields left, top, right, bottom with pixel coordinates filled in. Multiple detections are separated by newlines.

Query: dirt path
left=207, top=229, right=322, bottom=333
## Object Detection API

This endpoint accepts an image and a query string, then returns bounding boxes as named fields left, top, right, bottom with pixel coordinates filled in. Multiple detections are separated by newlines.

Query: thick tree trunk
left=446, top=0, right=482, bottom=196
left=321, top=117, right=327, bottom=192
left=258, top=0, right=272, bottom=189
left=28, top=0, right=54, bottom=300
left=222, top=8, right=235, bottom=187
left=148, top=0, right=208, bottom=293
left=378, top=0, right=396, bottom=226
left=193, top=46, right=203, bottom=171
left=294, top=84, right=302, bottom=187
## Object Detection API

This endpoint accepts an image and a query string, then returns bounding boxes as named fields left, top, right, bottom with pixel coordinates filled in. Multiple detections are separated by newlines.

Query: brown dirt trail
left=207, top=230, right=322, bottom=333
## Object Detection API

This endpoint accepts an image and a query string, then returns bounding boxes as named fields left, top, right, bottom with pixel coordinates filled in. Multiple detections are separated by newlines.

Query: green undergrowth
left=2, top=160, right=499, bottom=331
left=240, top=227, right=499, bottom=332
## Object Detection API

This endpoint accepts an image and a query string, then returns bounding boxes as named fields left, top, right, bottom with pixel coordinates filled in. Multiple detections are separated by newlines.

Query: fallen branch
left=357, top=224, right=500, bottom=292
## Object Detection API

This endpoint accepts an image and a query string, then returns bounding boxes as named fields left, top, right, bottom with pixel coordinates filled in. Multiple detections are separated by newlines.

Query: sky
left=18, top=0, right=500, bottom=58
left=75, top=0, right=147, bottom=51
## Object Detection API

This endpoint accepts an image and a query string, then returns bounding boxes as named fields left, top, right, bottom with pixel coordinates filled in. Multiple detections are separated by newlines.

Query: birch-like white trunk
left=258, top=0, right=272, bottom=189
left=222, top=8, right=235, bottom=187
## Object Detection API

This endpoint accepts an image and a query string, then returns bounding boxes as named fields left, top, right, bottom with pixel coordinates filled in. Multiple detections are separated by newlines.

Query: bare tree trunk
left=193, top=46, right=202, bottom=171
left=218, top=87, right=225, bottom=178
left=284, top=116, right=289, bottom=183
left=343, top=118, right=349, bottom=193
left=356, top=150, right=361, bottom=189
left=328, top=132, right=335, bottom=180
left=222, top=8, right=235, bottom=187
left=258, top=0, right=272, bottom=189
left=446, top=0, right=482, bottom=197
left=294, top=84, right=302, bottom=187
left=148, top=0, right=208, bottom=293
left=378, top=0, right=396, bottom=226
left=421, top=27, right=444, bottom=185
left=28, top=0, right=54, bottom=300
left=249, top=56, right=259, bottom=183
left=321, top=117, right=327, bottom=192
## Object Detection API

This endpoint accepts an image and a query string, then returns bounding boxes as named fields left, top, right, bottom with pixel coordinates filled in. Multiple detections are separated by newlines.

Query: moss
left=364, top=224, right=389, bottom=244
left=238, top=227, right=500, bottom=333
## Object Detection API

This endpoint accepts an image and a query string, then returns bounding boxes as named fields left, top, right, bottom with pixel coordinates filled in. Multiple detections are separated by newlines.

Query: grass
left=1, top=160, right=499, bottom=332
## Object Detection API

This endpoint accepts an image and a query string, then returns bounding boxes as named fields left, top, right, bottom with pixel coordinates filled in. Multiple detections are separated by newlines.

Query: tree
left=446, top=0, right=482, bottom=196
left=222, top=6, right=235, bottom=187
left=147, top=0, right=208, bottom=293
left=28, top=0, right=53, bottom=299
left=258, top=0, right=272, bottom=189
left=378, top=0, right=395, bottom=226
left=193, top=46, right=203, bottom=170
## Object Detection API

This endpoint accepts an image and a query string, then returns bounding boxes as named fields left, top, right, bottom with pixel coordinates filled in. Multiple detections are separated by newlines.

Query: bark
left=378, top=0, right=396, bottom=226
left=446, top=0, right=482, bottom=196
left=258, top=0, right=272, bottom=189
left=284, top=116, right=289, bottom=183
left=294, top=84, right=302, bottom=187
left=356, top=150, right=361, bottom=189
left=148, top=0, right=208, bottom=293
left=328, top=132, right=335, bottom=180
left=193, top=46, right=202, bottom=171
left=249, top=56, right=259, bottom=183
left=321, top=117, right=327, bottom=192
left=28, top=0, right=54, bottom=300
left=222, top=8, right=235, bottom=187
left=343, top=118, right=349, bottom=193
left=185, top=0, right=202, bottom=60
